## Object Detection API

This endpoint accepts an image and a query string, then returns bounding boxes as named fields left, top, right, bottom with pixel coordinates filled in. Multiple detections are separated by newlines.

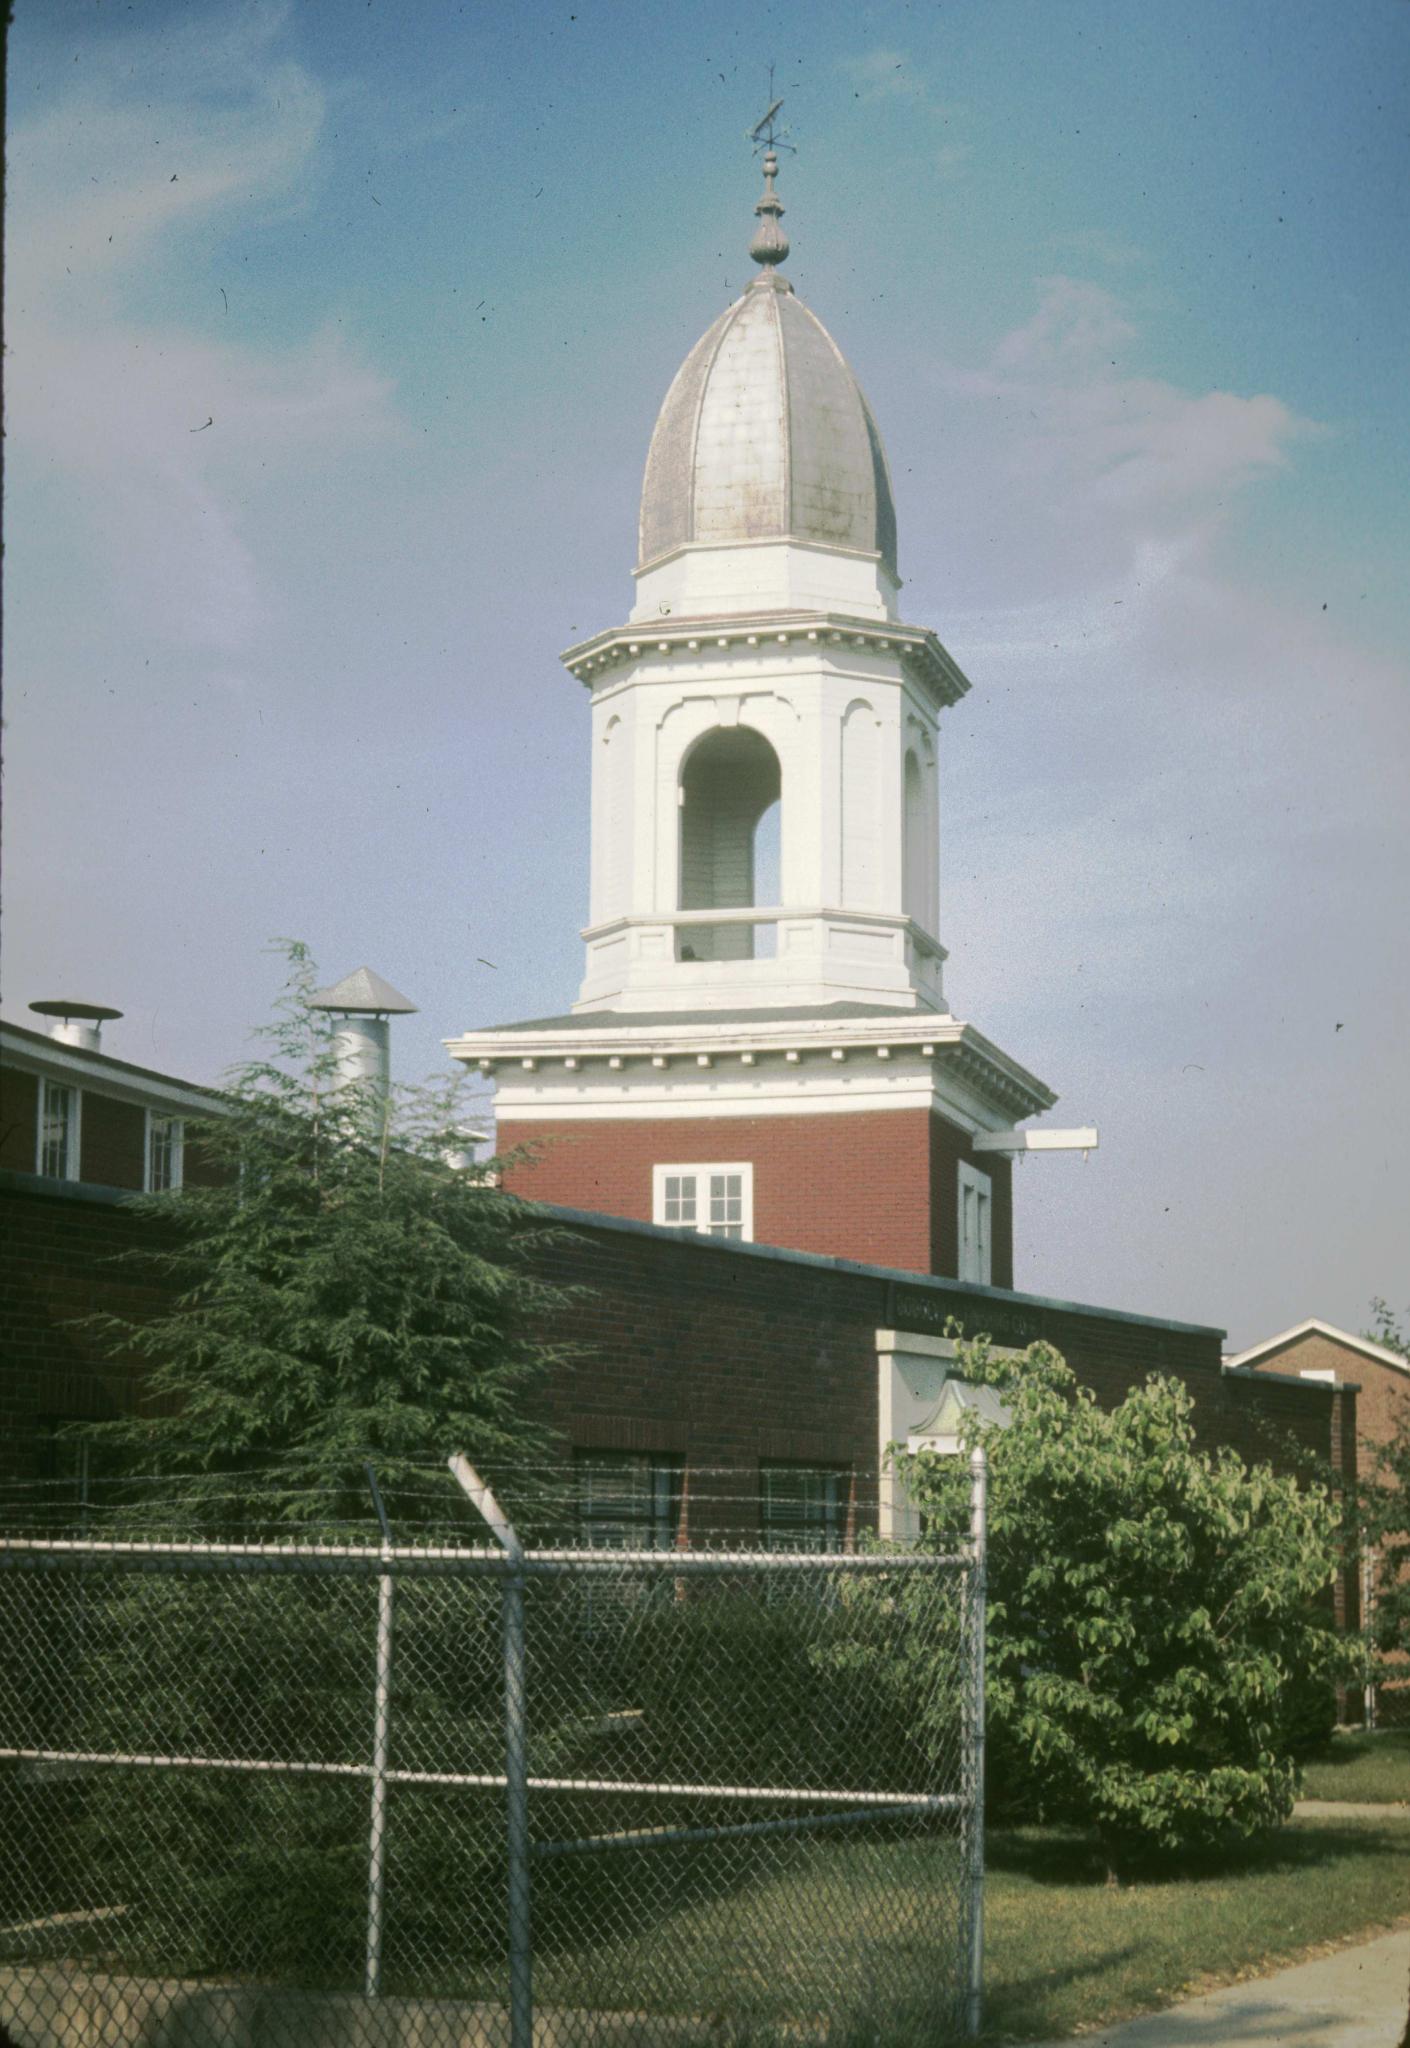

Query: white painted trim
left=447, top=1013, right=1055, bottom=1126
left=491, top=1079, right=987, bottom=1125
left=651, top=1161, right=754, bottom=1241
left=973, top=1126, right=1098, bottom=1154
left=875, top=1329, right=1023, bottom=1539
left=875, top=1330, right=958, bottom=1362
left=957, top=1160, right=993, bottom=1286
left=2, top=1026, right=216, bottom=1119
left=144, top=1111, right=185, bottom=1194
left=1223, top=1318, right=1410, bottom=1379
left=36, top=1079, right=81, bottom=1183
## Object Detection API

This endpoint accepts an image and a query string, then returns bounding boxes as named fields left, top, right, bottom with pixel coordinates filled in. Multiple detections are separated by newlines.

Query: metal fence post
left=365, top=1464, right=395, bottom=1999
left=449, top=1454, right=533, bottom=2048
left=965, top=1444, right=988, bottom=2040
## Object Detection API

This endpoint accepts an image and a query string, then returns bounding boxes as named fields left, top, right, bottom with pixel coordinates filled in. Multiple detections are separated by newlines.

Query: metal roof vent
left=308, top=967, right=417, bottom=1103
left=29, top=999, right=123, bottom=1053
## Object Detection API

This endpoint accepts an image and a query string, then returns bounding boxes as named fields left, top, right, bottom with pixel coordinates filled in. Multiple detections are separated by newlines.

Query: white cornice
left=445, top=1013, right=1054, bottom=1124
left=0, top=1024, right=219, bottom=1118
left=559, top=611, right=972, bottom=711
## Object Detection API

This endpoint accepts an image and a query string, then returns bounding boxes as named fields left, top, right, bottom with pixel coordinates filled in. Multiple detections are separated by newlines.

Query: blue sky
left=6, top=0, right=1408, bottom=1345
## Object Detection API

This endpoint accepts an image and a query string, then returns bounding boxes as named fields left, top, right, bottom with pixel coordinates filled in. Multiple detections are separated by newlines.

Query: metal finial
left=750, top=147, right=790, bottom=272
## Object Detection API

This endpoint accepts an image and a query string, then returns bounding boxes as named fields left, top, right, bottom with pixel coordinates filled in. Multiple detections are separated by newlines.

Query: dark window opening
left=678, top=727, right=782, bottom=962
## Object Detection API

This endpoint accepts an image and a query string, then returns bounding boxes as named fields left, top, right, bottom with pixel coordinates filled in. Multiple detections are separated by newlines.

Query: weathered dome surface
left=638, top=275, right=898, bottom=578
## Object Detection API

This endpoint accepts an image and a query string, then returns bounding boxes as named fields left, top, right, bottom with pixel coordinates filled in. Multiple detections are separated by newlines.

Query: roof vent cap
left=29, top=999, right=123, bottom=1053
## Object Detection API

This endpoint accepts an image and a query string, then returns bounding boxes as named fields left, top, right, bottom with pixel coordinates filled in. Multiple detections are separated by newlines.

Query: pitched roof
left=309, top=967, right=417, bottom=1015
left=1223, top=1317, right=1409, bottom=1377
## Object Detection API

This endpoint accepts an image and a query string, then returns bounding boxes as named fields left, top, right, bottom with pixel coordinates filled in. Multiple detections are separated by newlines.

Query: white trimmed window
left=575, top=1452, right=683, bottom=1551
left=146, top=1114, right=185, bottom=1193
left=38, top=1082, right=79, bottom=1182
left=652, top=1162, right=753, bottom=1241
left=760, top=1464, right=847, bottom=1553
left=957, top=1161, right=992, bottom=1285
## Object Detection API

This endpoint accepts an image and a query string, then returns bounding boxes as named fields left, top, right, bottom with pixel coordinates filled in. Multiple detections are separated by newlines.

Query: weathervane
left=747, top=68, right=793, bottom=274
left=746, top=65, right=795, bottom=157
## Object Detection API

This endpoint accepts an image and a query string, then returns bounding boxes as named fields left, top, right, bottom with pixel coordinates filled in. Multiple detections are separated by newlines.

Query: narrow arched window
left=678, top=727, right=782, bottom=961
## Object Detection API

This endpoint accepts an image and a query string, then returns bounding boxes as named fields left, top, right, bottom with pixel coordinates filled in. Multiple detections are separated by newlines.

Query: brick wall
left=1244, top=1331, right=1409, bottom=1468
left=0, top=1180, right=174, bottom=1487
left=499, top=1107, right=1014, bottom=1281
left=524, top=1209, right=1347, bottom=1468
left=79, top=1095, right=146, bottom=1192
left=0, top=1069, right=39, bottom=1173
left=928, top=1115, right=1013, bottom=1289
left=0, top=1175, right=1358, bottom=1578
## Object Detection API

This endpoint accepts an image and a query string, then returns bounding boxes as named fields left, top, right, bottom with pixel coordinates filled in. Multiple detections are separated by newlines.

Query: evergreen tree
left=83, top=945, right=570, bottom=1531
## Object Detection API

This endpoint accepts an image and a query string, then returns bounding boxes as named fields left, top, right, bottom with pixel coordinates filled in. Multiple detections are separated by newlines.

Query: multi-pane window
left=146, top=1115, right=184, bottom=1193
left=652, top=1163, right=753, bottom=1242
left=760, top=1464, right=848, bottom=1553
left=38, top=1082, right=78, bottom=1181
left=957, top=1161, right=993, bottom=1285
left=575, top=1452, right=683, bottom=1550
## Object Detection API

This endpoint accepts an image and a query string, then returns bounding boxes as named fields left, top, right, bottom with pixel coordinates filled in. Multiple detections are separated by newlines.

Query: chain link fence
left=0, top=1455, right=986, bottom=2048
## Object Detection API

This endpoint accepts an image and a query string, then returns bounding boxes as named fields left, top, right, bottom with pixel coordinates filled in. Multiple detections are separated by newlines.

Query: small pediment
left=908, top=1378, right=1013, bottom=1454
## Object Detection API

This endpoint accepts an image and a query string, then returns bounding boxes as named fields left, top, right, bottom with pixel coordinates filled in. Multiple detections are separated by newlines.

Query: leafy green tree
left=895, top=1338, right=1351, bottom=1877
left=83, top=943, right=569, bottom=1529
left=1359, top=1300, right=1410, bottom=1689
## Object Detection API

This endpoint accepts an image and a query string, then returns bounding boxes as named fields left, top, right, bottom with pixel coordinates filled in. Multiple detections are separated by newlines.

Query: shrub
left=896, top=1339, right=1353, bottom=1876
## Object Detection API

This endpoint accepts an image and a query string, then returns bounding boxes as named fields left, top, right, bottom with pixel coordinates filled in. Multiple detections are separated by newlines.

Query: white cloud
left=916, top=275, right=1314, bottom=623
left=905, top=273, right=1406, bottom=1081
left=7, top=4, right=397, bottom=653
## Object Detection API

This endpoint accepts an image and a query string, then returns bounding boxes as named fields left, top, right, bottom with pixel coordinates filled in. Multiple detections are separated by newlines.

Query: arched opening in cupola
left=678, top=727, right=782, bottom=962
left=903, top=748, right=927, bottom=928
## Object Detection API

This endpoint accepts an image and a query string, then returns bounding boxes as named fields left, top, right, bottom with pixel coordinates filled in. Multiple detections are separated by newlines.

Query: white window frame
left=36, top=1081, right=81, bottom=1182
left=574, top=1451, right=684, bottom=1551
left=957, top=1160, right=993, bottom=1285
left=145, top=1112, right=185, bottom=1193
left=651, top=1162, right=754, bottom=1242
left=759, top=1464, right=848, bottom=1554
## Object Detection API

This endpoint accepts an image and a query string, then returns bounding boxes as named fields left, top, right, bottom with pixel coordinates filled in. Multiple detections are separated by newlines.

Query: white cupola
left=561, top=151, right=972, bottom=1019
left=449, top=133, right=1068, bottom=1280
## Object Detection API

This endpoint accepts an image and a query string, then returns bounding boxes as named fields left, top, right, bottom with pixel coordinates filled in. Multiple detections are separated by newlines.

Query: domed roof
left=638, top=157, right=897, bottom=579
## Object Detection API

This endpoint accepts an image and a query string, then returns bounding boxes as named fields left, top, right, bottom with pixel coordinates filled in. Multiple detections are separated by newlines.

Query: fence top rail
left=0, top=1535, right=968, bottom=1575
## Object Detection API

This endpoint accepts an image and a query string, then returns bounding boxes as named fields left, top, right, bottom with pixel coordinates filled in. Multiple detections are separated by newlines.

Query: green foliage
left=81, top=944, right=570, bottom=1528
left=1365, top=1298, right=1410, bottom=1365
left=1359, top=1301, right=1410, bottom=1682
left=896, top=1338, right=1352, bottom=1873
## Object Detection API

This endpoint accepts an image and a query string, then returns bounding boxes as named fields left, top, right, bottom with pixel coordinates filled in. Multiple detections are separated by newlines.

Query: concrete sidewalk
left=1023, top=1925, right=1410, bottom=2048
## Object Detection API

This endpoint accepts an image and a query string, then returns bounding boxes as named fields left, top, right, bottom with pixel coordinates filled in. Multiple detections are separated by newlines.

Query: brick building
left=0, top=1009, right=218, bottom=1491
left=1228, top=1318, right=1408, bottom=1715
left=0, top=157, right=1361, bottom=1617
left=1226, top=1318, right=1408, bottom=1477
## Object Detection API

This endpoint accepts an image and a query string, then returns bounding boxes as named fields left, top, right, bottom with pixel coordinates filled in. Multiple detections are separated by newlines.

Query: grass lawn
left=1298, top=1727, right=1410, bottom=1804
left=984, top=1808, right=1410, bottom=2041
left=526, top=1808, right=1410, bottom=2044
